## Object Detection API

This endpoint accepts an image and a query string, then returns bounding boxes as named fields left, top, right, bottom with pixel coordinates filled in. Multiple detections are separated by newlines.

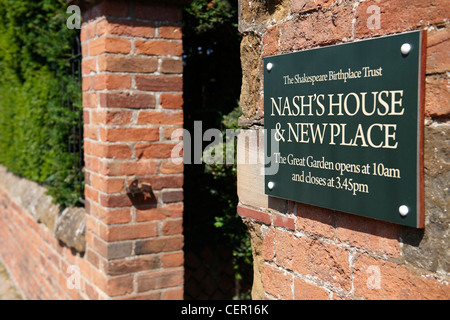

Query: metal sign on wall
left=264, top=31, right=426, bottom=228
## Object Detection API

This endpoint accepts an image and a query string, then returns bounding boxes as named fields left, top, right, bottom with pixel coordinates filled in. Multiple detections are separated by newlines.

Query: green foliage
left=185, top=0, right=237, bottom=33
left=0, top=0, right=83, bottom=207
left=202, top=107, right=253, bottom=299
left=183, top=0, right=252, bottom=299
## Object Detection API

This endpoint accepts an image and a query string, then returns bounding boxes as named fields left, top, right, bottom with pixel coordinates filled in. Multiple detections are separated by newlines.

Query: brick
left=262, top=25, right=279, bottom=57
left=291, top=0, right=334, bottom=14
left=89, top=37, right=131, bottom=55
left=85, top=282, right=99, bottom=300
left=160, top=93, right=183, bottom=109
left=97, top=19, right=156, bottom=38
left=83, top=110, right=90, bottom=124
left=98, top=55, right=158, bottom=73
left=263, top=264, right=293, bottom=300
left=105, top=275, right=134, bottom=297
left=135, top=40, right=182, bottom=56
left=161, top=251, right=184, bottom=268
left=135, top=205, right=183, bottom=222
left=86, top=248, right=100, bottom=268
left=83, top=92, right=98, bottom=108
left=353, top=254, right=450, bottom=299
left=90, top=110, right=133, bottom=126
left=426, top=26, right=450, bottom=74
left=82, top=58, right=97, bottom=75
left=336, top=212, right=400, bottom=257
left=99, top=92, right=156, bottom=109
left=135, top=75, right=183, bottom=92
left=161, top=190, right=183, bottom=203
left=91, top=203, right=132, bottom=225
left=90, top=74, right=131, bottom=90
left=355, top=0, right=450, bottom=37
left=425, top=75, right=450, bottom=118
left=85, top=185, right=99, bottom=202
left=296, top=203, right=335, bottom=239
left=237, top=206, right=271, bottom=225
left=99, top=160, right=158, bottom=176
left=163, top=127, right=181, bottom=140
left=262, top=227, right=275, bottom=261
left=293, top=277, right=330, bottom=300
left=273, top=214, right=295, bottom=230
left=159, top=26, right=182, bottom=39
left=90, top=174, right=125, bottom=193
left=106, top=242, right=134, bottom=260
left=136, top=269, right=184, bottom=292
left=90, top=142, right=132, bottom=159
left=280, top=5, right=354, bottom=51
left=135, top=5, right=182, bottom=22
left=161, top=58, right=183, bottom=74
left=135, top=235, right=184, bottom=255
left=137, top=111, right=183, bottom=125
left=143, top=175, right=184, bottom=191
left=82, top=77, right=90, bottom=91
left=104, top=255, right=160, bottom=276
left=85, top=155, right=99, bottom=172
left=81, top=22, right=96, bottom=42
left=99, top=221, right=158, bottom=241
left=99, top=127, right=159, bottom=142
left=162, top=219, right=183, bottom=235
left=84, top=124, right=98, bottom=140
left=274, top=228, right=351, bottom=291
left=99, top=193, right=133, bottom=207
left=134, top=143, right=177, bottom=159
left=161, top=287, right=183, bottom=300
left=161, top=161, right=184, bottom=174
left=116, top=292, right=160, bottom=300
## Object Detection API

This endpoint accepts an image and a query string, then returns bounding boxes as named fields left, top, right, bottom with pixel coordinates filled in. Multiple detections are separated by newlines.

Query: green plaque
left=264, top=31, right=425, bottom=228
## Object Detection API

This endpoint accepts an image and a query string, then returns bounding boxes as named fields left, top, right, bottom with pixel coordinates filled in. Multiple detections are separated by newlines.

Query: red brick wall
left=237, top=0, right=450, bottom=300
left=0, top=0, right=186, bottom=300
left=81, top=0, right=184, bottom=299
left=0, top=188, right=88, bottom=299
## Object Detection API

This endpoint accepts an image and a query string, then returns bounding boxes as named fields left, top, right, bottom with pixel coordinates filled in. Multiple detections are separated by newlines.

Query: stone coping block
left=0, top=165, right=86, bottom=253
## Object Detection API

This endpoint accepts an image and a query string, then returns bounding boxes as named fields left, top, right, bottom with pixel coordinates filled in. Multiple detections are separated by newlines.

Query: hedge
left=0, top=0, right=83, bottom=207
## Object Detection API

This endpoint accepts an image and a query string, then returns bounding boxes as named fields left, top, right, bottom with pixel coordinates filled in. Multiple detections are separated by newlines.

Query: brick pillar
left=81, top=0, right=185, bottom=299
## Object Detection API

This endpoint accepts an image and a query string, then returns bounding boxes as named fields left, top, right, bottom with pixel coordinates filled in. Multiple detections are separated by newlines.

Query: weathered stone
left=279, top=4, right=354, bottom=52
left=237, top=129, right=268, bottom=208
left=0, top=165, right=59, bottom=231
left=242, top=218, right=265, bottom=300
left=239, top=0, right=291, bottom=34
left=425, top=75, right=450, bottom=118
left=239, top=32, right=262, bottom=119
left=55, top=207, right=87, bottom=253
left=401, top=121, right=450, bottom=274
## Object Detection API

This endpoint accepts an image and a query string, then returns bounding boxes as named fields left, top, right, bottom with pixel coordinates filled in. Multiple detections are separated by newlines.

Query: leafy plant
left=0, top=0, right=83, bottom=207
left=202, top=107, right=253, bottom=299
left=183, top=0, right=252, bottom=299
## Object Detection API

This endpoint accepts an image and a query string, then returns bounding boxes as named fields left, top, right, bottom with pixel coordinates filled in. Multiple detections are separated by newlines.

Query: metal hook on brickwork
left=126, top=179, right=153, bottom=200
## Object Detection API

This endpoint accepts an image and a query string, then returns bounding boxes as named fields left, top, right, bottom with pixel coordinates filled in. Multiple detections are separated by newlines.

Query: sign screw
left=400, top=43, right=411, bottom=55
left=266, top=62, right=273, bottom=71
left=399, top=205, right=409, bottom=217
left=268, top=181, right=275, bottom=190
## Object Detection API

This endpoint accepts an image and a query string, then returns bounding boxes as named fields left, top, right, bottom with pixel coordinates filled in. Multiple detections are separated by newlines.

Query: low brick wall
left=0, top=165, right=89, bottom=299
left=237, top=0, right=450, bottom=300
left=0, top=0, right=188, bottom=300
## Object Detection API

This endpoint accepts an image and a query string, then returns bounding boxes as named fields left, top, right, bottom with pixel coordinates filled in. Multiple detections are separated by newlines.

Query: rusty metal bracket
left=126, top=179, right=153, bottom=199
